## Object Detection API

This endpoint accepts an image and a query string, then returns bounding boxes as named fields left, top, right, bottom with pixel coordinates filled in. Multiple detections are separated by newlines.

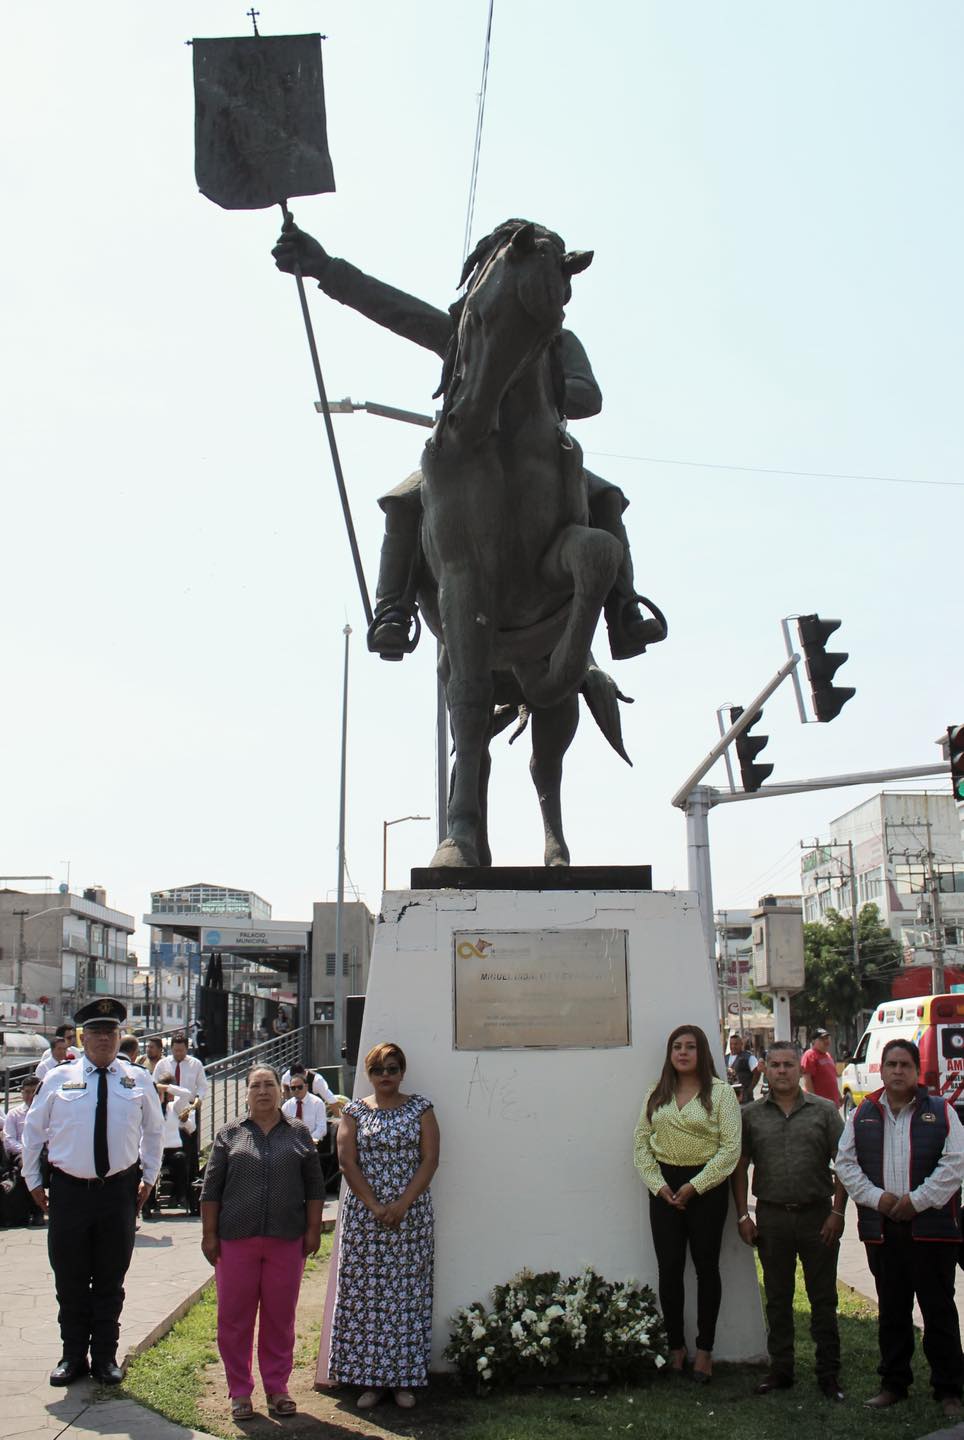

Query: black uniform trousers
left=47, top=1166, right=139, bottom=1364
left=649, top=1163, right=730, bottom=1351
left=866, top=1220, right=964, bottom=1400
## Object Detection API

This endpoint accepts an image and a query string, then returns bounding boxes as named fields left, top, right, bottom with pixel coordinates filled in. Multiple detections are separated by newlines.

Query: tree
left=790, top=904, right=902, bottom=1045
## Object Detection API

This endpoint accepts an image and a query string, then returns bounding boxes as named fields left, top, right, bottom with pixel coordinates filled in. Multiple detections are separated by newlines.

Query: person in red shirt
left=801, top=1030, right=842, bottom=1106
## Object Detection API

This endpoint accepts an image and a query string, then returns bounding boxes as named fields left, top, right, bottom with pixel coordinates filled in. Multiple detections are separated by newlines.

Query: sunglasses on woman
left=368, top=1064, right=401, bottom=1076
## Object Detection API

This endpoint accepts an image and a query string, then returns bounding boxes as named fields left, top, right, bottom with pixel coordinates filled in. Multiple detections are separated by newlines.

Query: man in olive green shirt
left=731, top=1041, right=847, bottom=1400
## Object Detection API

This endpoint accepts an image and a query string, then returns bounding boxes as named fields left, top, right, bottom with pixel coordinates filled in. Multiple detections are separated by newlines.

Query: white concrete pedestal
left=354, top=886, right=767, bottom=1367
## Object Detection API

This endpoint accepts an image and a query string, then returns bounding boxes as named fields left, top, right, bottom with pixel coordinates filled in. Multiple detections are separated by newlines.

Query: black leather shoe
left=863, top=1389, right=905, bottom=1409
left=90, top=1361, right=125, bottom=1385
left=819, top=1376, right=845, bottom=1402
left=49, top=1358, right=89, bottom=1387
left=755, top=1372, right=794, bottom=1395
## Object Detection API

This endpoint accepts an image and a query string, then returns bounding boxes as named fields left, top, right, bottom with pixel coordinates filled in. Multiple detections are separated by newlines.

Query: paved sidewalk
left=0, top=1214, right=215, bottom=1440
left=1, top=1194, right=339, bottom=1440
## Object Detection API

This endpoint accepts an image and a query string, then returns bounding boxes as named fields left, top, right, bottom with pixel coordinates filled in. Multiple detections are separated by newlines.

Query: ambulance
left=840, top=993, right=964, bottom=1117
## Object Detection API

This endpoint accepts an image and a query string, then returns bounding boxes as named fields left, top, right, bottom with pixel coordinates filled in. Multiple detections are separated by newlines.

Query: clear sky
left=2, top=2, right=961, bottom=958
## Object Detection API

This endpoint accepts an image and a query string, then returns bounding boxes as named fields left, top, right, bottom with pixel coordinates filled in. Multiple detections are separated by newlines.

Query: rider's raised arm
left=317, top=256, right=453, bottom=358
left=559, top=329, right=603, bottom=420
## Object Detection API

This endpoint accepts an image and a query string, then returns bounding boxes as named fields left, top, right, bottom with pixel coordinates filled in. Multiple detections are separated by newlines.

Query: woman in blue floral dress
left=329, top=1041, right=440, bottom=1411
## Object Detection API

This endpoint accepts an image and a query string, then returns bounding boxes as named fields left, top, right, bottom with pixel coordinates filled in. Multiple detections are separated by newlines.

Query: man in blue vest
left=835, top=1037, right=964, bottom=1420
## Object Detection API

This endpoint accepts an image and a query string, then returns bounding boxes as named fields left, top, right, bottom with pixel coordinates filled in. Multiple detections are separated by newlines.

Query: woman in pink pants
left=200, top=1066, right=324, bottom=1419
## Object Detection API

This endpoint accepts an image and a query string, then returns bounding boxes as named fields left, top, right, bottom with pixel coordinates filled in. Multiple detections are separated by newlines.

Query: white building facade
left=800, top=792, right=964, bottom=973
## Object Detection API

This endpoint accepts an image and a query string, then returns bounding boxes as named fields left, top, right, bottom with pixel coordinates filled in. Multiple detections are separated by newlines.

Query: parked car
left=840, top=993, right=964, bottom=1117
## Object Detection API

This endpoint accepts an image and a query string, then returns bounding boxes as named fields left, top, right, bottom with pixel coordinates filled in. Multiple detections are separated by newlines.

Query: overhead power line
left=461, top=0, right=496, bottom=264
left=584, top=450, right=964, bottom=490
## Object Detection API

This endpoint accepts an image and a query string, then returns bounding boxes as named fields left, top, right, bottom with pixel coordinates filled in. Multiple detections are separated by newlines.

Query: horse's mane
left=432, top=219, right=568, bottom=407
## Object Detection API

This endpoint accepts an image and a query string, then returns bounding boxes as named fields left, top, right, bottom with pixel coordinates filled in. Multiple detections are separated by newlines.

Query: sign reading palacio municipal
left=453, top=930, right=630, bottom=1050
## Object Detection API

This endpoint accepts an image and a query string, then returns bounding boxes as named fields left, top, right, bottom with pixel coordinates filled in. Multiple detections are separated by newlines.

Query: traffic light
left=797, top=614, right=855, bottom=722
left=948, top=726, right=964, bottom=802
left=729, top=705, right=773, bottom=792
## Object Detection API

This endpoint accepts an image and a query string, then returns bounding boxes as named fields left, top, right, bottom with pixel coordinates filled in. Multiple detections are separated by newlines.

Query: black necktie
left=94, top=1068, right=110, bottom=1178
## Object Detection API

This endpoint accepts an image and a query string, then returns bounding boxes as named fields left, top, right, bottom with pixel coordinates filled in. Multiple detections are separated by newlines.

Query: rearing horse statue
left=273, top=216, right=665, bottom=870
left=417, top=222, right=630, bottom=869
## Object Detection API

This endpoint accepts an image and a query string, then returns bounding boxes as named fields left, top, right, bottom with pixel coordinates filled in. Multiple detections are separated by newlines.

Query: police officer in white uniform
left=23, top=997, right=164, bottom=1387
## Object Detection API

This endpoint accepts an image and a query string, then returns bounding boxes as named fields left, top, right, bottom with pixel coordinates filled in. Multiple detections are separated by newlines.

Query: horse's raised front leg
left=429, top=569, right=495, bottom=869
left=530, top=695, right=579, bottom=866
left=515, top=524, right=621, bottom=710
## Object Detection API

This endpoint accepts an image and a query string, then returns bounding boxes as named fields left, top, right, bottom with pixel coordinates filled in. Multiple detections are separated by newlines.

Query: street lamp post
left=382, top=815, right=431, bottom=891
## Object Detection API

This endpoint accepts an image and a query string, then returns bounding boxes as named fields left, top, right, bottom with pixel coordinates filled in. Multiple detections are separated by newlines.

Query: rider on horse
left=272, top=219, right=666, bottom=665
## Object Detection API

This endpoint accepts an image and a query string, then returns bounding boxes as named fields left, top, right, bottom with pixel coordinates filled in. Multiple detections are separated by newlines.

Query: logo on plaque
left=453, top=929, right=630, bottom=1050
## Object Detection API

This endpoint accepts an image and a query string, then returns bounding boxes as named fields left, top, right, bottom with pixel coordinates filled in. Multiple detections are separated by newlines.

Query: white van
left=840, top=993, right=964, bottom=1117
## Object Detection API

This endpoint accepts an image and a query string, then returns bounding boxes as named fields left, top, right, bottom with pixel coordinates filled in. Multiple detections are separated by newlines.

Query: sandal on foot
left=230, top=1397, right=254, bottom=1420
left=266, top=1393, right=297, bottom=1416
left=357, top=1389, right=383, bottom=1410
left=394, top=1389, right=416, bottom=1409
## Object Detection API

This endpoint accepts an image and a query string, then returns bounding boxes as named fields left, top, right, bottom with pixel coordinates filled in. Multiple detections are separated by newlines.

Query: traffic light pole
left=677, top=760, right=948, bottom=992
left=684, top=787, right=717, bottom=990
left=671, top=656, right=801, bottom=808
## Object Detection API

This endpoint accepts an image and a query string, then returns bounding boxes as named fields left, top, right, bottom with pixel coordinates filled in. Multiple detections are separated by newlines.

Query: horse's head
left=439, top=221, right=593, bottom=449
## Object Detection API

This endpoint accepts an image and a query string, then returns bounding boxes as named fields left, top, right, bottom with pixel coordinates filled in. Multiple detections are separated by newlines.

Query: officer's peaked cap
left=74, top=996, right=127, bottom=1027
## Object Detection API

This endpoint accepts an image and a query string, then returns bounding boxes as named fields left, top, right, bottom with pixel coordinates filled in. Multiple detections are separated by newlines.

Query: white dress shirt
left=281, top=1069, right=336, bottom=1104
left=281, top=1091, right=329, bottom=1141
left=22, top=1055, right=165, bottom=1190
left=156, top=1082, right=192, bottom=1149
left=835, top=1092, right=964, bottom=1214
left=3, top=1102, right=30, bottom=1158
left=35, top=1050, right=77, bottom=1080
left=153, top=1052, right=208, bottom=1103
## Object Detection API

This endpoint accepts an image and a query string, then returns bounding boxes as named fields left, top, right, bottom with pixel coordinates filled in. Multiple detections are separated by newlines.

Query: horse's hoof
left=429, top=838, right=479, bottom=869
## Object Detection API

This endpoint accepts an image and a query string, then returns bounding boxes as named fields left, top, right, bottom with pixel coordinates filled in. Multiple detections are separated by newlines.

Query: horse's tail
left=580, top=661, right=633, bottom=765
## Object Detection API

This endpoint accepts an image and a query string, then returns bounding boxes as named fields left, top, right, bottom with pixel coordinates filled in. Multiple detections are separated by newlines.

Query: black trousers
left=649, top=1163, right=730, bottom=1351
left=179, top=1124, right=199, bottom=1184
left=755, top=1199, right=840, bottom=1381
left=47, top=1167, right=139, bottom=1364
left=866, top=1221, right=964, bottom=1400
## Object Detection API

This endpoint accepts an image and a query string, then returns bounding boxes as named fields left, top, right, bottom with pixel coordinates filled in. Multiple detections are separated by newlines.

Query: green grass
left=120, top=1282, right=220, bottom=1430
left=121, top=1251, right=950, bottom=1440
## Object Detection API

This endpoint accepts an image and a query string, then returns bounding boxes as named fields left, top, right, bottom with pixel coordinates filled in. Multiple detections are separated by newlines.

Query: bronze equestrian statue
left=274, top=219, right=668, bottom=868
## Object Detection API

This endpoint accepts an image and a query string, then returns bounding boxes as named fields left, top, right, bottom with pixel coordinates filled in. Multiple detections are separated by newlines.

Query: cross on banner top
left=247, top=8, right=260, bottom=35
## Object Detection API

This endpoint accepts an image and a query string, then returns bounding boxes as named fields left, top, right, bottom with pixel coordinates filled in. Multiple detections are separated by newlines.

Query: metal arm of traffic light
left=712, top=760, right=948, bottom=805
left=671, top=655, right=800, bottom=809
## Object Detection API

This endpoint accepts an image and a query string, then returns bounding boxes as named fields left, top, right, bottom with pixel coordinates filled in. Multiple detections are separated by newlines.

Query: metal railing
left=1, top=1026, right=311, bottom=1123
left=196, top=1027, right=308, bottom=1152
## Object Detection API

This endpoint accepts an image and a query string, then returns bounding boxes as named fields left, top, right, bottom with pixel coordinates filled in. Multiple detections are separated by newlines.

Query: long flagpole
left=281, top=203, right=373, bottom=626
left=333, top=623, right=351, bottom=1071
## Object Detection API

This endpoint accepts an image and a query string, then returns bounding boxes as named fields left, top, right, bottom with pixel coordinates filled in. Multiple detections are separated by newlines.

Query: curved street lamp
left=383, top=815, right=431, bottom=892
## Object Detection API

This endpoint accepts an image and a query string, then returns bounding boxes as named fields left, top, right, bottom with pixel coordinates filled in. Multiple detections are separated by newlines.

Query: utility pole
left=847, top=839, right=860, bottom=973
left=923, top=793, right=946, bottom=993
left=715, top=912, right=727, bottom=1033
left=13, top=909, right=28, bottom=1021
